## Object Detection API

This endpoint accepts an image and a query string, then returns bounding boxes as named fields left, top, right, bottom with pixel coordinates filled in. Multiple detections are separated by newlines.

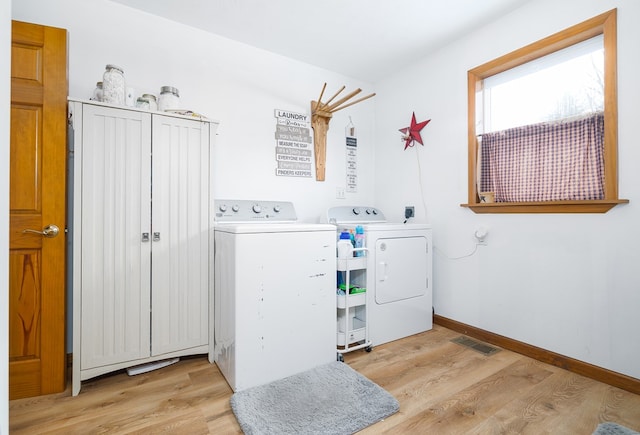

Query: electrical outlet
left=336, top=187, right=346, bottom=199
left=405, top=206, right=415, bottom=219
left=474, top=227, right=488, bottom=245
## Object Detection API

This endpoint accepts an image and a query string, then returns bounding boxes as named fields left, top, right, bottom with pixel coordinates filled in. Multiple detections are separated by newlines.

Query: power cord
left=414, top=145, right=429, bottom=222
left=411, top=144, right=485, bottom=259
left=434, top=243, right=480, bottom=260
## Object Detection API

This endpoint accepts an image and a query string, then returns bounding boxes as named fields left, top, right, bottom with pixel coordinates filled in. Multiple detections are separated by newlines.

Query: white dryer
left=327, top=206, right=433, bottom=347
left=214, top=200, right=336, bottom=392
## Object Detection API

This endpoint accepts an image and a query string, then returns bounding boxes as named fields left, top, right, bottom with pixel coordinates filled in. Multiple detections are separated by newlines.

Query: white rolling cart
left=336, top=246, right=372, bottom=361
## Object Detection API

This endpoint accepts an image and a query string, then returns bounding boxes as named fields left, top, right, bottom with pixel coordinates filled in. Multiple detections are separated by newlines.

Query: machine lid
left=214, top=222, right=336, bottom=234
left=326, top=206, right=386, bottom=224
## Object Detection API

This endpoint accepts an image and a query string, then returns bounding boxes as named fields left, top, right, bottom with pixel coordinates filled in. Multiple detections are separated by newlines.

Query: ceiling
left=110, top=0, right=531, bottom=83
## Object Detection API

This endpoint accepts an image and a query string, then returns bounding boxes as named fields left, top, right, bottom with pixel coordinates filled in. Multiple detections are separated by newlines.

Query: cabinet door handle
left=141, top=233, right=150, bottom=242
left=153, top=232, right=161, bottom=242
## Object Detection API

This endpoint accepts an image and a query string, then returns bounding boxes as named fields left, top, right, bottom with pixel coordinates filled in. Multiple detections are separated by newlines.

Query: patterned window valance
left=478, top=112, right=605, bottom=202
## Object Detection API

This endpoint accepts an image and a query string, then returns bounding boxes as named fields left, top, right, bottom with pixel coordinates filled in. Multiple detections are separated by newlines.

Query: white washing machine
left=214, top=200, right=336, bottom=392
left=327, top=206, right=433, bottom=347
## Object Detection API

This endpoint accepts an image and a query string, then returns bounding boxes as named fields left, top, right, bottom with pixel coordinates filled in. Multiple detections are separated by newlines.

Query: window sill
left=461, top=199, right=629, bottom=214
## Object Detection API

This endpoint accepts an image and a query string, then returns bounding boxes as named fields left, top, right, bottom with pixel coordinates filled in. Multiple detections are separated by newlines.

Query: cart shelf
left=337, top=256, right=367, bottom=272
left=336, top=248, right=371, bottom=361
left=337, top=292, right=366, bottom=309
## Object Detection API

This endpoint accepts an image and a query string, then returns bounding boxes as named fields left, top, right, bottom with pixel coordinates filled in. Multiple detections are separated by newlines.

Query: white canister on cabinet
left=135, top=97, right=150, bottom=110
left=142, top=94, right=158, bottom=111
left=91, top=82, right=103, bottom=102
left=102, top=64, right=125, bottom=105
left=158, top=86, right=180, bottom=111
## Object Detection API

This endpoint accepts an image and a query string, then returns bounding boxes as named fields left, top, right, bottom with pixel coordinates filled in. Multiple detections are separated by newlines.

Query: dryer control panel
left=214, top=199, right=297, bottom=222
left=326, top=206, right=386, bottom=224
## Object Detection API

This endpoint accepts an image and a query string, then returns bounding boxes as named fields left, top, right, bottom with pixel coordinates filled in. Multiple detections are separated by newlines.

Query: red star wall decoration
left=399, top=112, right=431, bottom=150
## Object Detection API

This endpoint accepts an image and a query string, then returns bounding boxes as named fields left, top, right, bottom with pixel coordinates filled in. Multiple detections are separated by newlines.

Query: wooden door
left=151, top=115, right=210, bottom=356
left=9, top=21, right=68, bottom=399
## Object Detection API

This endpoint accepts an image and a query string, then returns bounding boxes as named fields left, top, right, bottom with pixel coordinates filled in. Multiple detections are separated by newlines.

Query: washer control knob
left=273, top=205, right=281, bottom=213
left=218, top=204, right=227, bottom=213
left=352, top=208, right=361, bottom=215
left=372, top=209, right=378, bottom=215
left=232, top=204, right=240, bottom=212
left=252, top=204, right=262, bottom=214
left=365, top=209, right=372, bottom=214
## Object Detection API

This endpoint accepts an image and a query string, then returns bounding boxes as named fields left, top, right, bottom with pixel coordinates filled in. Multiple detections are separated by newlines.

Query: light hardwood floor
left=9, top=325, right=640, bottom=434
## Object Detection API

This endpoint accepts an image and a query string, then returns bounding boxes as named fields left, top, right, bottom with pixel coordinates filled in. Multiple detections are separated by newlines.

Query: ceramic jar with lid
left=135, top=94, right=158, bottom=111
left=142, top=94, right=158, bottom=111
left=135, top=97, right=150, bottom=110
left=158, top=86, right=180, bottom=111
left=91, top=82, right=103, bottom=102
left=102, top=64, right=125, bottom=105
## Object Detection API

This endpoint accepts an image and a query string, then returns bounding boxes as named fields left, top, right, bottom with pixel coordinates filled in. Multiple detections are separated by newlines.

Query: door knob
left=22, top=224, right=60, bottom=238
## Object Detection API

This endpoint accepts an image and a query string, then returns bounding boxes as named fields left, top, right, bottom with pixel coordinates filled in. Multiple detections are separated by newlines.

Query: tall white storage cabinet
left=69, top=100, right=218, bottom=396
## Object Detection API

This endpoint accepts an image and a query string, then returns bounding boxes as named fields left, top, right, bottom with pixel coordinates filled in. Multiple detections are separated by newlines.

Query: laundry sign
left=346, top=120, right=358, bottom=192
left=274, top=109, right=313, bottom=178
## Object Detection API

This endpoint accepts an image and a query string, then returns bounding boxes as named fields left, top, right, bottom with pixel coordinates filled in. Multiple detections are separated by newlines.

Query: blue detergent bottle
left=354, top=225, right=365, bottom=257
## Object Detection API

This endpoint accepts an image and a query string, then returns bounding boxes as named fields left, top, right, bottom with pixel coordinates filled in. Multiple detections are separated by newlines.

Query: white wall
left=1, top=2, right=10, bottom=433
left=374, top=0, right=640, bottom=379
left=12, top=0, right=377, bottom=223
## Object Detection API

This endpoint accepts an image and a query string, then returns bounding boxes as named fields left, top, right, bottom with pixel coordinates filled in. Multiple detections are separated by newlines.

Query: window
left=481, top=35, right=603, bottom=133
left=463, top=9, right=627, bottom=213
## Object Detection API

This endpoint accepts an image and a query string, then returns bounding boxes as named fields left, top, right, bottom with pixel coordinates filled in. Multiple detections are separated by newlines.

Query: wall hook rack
left=311, top=83, right=375, bottom=181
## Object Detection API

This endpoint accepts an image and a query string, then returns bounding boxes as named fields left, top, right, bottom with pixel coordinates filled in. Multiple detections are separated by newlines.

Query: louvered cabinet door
left=77, top=104, right=152, bottom=370
left=150, top=114, right=210, bottom=356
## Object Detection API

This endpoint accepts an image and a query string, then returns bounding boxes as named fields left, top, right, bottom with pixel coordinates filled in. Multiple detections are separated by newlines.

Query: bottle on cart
left=337, top=231, right=352, bottom=259
left=354, top=225, right=365, bottom=256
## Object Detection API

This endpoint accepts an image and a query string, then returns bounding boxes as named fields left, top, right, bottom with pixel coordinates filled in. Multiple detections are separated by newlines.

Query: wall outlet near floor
left=336, top=187, right=346, bottom=199
left=405, top=206, right=415, bottom=219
